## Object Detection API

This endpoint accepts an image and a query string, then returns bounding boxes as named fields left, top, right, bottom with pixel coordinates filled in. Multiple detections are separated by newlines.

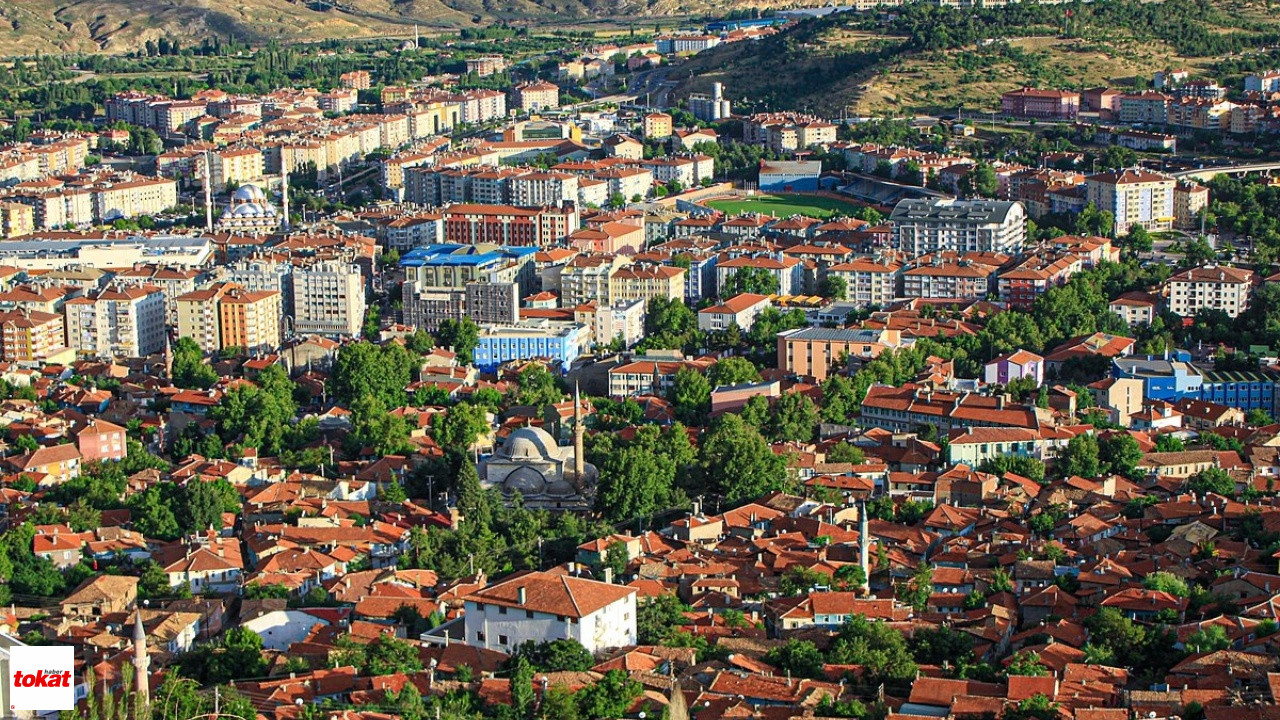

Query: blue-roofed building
left=1199, top=369, right=1280, bottom=415
left=400, top=244, right=538, bottom=331
left=706, top=16, right=789, bottom=32
left=472, top=319, right=589, bottom=373
left=1111, top=355, right=1202, bottom=402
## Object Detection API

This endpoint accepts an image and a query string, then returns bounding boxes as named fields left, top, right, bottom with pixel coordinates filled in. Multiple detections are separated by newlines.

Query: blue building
left=1111, top=354, right=1202, bottom=402
left=706, top=16, right=789, bottom=32
left=758, top=160, right=822, bottom=193
left=683, top=253, right=718, bottom=303
left=472, top=320, right=588, bottom=374
left=1199, top=369, right=1279, bottom=414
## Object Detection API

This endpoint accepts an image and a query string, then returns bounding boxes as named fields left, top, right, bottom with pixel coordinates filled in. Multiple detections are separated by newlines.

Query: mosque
left=215, top=183, right=281, bottom=233
left=478, top=389, right=596, bottom=511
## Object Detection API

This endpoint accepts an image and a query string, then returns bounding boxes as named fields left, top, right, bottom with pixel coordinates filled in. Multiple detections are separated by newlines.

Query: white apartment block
left=512, top=172, right=579, bottom=207
left=1164, top=265, right=1254, bottom=319
left=293, top=261, right=367, bottom=337
left=592, top=299, right=646, bottom=348
left=826, top=259, right=902, bottom=308
left=93, top=177, right=179, bottom=222
left=64, top=284, right=166, bottom=359
left=890, top=198, right=1027, bottom=256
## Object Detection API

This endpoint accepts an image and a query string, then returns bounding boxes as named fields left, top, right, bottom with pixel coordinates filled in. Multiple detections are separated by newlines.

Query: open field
left=704, top=193, right=864, bottom=219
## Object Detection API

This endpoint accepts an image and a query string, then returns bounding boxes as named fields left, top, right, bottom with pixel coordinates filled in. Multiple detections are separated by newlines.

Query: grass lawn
left=704, top=193, right=864, bottom=219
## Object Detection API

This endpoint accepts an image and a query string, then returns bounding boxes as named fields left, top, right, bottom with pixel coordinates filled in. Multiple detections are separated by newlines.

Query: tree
left=172, top=337, right=217, bottom=389
left=722, top=267, right=780, bottom=296
left=595, top=445, right=675, bottom=523
left=510, top=639, right=594, bottom=672
left=437, top=318, right=480, bottom=366
left=910, top=626, right=975, bottom=665
left=1006, top=650, right=1050, bottom=677
left=1187, top=466, right=1236, bottom=496
left=698, top=413, right=788, bottom=501
left=819, top=275, right=848, bottom=300
left=978, top=456, right=1046, bottom=483
left=896, top=562, right=933, bottom=612
left=827, top=443, right=866, bottom=464
left=1247, top=408, right=1274, bottom=426
left=364, top=634, right=423, bottom=676
left=576, top=669, right=641, bottom=720
left=510, top=655, right=535, bottom=719
left=330, top=341, right=413, bottom=409
left=1004, top=694, right=1060, bottom=720
left=960, top=163, right=999, bottom=198
left=828, top=615, right=918, bottom=683
left=764, top=639, right=825, bottom=679
left=513, top=364, right=563, bottom=409
left=669, top=366, right=711, bottom=425
left=1143, top=571, right=1190, bottom=597
left=707, top=356, right=761, bottom=387
left=538, top=686, right=581, bottom=720
left=1184, top=625, right=1231, bottom=654
left=349, top=395, right=413, bottom=456
left=636, top=593, right=688, bottom=645
left=1100, top=432, right=1143, bottom=477
left=1058, top=433, right=1101, bottom=478
left=767, top=392, right=819, bottom=443
left=1154, top=434, right=1185, bottom=452
left=433, top=402, right=489, bottom=453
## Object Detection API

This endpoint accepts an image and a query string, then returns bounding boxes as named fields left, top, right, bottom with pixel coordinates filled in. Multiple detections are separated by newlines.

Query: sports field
left=703, top=193, right=865, bottom=219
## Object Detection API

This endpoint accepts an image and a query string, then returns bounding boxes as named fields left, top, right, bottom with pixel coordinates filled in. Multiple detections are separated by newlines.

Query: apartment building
left=825, top=259, right=902, bottom=308
left=559, top=254, right=631, bottom=307
left=698, top=293, right=771, bottom=332
left=471, top=319, right=587, bottom=373
left=1164, top=265, right=1254, bottom=318
left=0, top=309, right=67, bottom=362
left=511, top=172, right=579, bottom=207
left=715, top=255, right=804, bottom=297
left=64, top=284, right=166, bottom=359
left=400, top=244, right=536, bottom=331
left=176, top=282, right=283, bottom=354
left=1118, top=92, right=1171, bottom=125
left=513, top=82, right=560, bottom=113
left=608, top=265, right=685, bottom=305
left=0, top=202, right=35, bottom=238
left=1085, top=169, right=1175, bottom=235
left=465, top=55, right=507, bottom=77
left=642, top=112, right=673, bottom=140
left=1174, top=182, right=1209, bottom=230
left=92, top=176, right=179, bottom=222
left=607, top=356, right=715, bottom=397
left=1000, top=88, right=1080, bottom=120
left=590, top=299, right=646, bottom=348
left=890, top=198, right=1026, bottom=256
left=903, top=256, right=1001, bottom=301
left=996, top=253, right=1083, bottom=309
left=114, top=265, right=204, bottom=326
left=778, top=327, right=901, bottom=381
left=441, top=204, right=578, bottom=247
left=292, top=261, right=367, bottom=338
left=208, top=147, right=265, bottom=189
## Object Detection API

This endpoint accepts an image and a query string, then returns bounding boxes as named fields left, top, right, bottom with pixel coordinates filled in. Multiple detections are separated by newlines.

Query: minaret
left=202, top=150, right=213, bottom=232
left=857, top=498, right=870, bottom=594
left=573, top=381, right=585, bottom=480
left=280, top=165, right=290, bottom=232
left=132, top=609, right=150, bottom=713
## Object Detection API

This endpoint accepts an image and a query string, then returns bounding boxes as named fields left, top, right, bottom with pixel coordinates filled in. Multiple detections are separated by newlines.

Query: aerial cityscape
left=2, top=2, right=1280, bottom=720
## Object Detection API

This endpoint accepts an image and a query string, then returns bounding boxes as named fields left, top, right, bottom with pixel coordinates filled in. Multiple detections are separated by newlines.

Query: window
left=476, top=631, right=485, bottom=642
left=499, top=635, right=509, bottom=646
left=499, top=606, right=507, bottom=615
left=526, top=610, right=534, bottom=619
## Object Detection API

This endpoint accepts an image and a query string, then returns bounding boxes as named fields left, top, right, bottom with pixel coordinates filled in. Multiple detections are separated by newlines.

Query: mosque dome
left=499, top=426, right=558, bottom=462
left=503, top=466, right=547, bottom=496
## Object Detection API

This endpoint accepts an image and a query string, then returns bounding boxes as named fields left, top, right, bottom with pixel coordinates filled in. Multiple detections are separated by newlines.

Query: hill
left=672, top=0, right=1280, bottom=117
left=0, top=0, right=708, bottom=55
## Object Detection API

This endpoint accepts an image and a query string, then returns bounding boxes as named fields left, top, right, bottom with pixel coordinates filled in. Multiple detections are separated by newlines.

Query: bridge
left=1171, top=162, right=1280, bottom=182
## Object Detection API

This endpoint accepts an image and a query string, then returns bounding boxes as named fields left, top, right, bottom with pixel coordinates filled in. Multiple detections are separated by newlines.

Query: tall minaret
left=280, top=165, right=291, bottom=232
left=202, top=150, right=213, bottom=232
left=857, top=498, right=870, bottom=594
left=573, top=381, right=585, bottom=480
left=132, top=609, right=150, bottom=713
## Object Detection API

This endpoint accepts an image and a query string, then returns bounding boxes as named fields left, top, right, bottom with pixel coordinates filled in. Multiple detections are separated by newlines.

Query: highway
left=1171, top=162, right=1280, bottom=182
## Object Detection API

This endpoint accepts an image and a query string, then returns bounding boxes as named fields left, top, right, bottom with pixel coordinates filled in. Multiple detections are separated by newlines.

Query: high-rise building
left=1085, top=169, right=1176, bottom=236
left=176, top=282, right=283, bottom=354
left=890, top=198, right=1027, bottom=256
left=64, top=284, right=166, bottom=359
left=292, top=261, right=367, bottom=338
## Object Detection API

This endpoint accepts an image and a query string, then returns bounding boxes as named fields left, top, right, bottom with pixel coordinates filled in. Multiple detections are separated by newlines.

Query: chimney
left=517, top=586, right=527, bottom=605
left=604, top=567, right=614, bottom=584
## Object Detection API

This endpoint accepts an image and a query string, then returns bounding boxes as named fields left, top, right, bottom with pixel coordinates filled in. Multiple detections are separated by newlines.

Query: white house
left=697, top=293, right=771, bottom=332
left=241, top=609, right=331, bottom=651
left=462, top=570, right=636, bottom=654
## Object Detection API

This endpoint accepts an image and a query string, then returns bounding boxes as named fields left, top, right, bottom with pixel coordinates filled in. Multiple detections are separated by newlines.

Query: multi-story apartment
left=63, top=284, right=166, bottom=359
left=0, top=309, right=66, bottom=362
left=292, top=261, right=367, bottom=338
left=1164, top=265, right=1254, bottom=319
left=642, top=112, right=673, bottom=140
left=1117, top=92, right=1171, bottom=125
left=176, top=282, right=283, bottom=354
left=1174, top=182, right=1209, bottom=230
left=697, top=293, right=771, bottom=332
left=400, top=244, right=537, bottom=331
left=825, top=259, right=902, bottom=308
left=465, top=55, right=507, bottom=77
left=1085, top=169, right=1175, bottom=235
left=902, top=258, right=1000, bottom=301
left=890, top=198, right=1026, bottom=256
left=92, top=176, right=179, bottom=222
left=996, top=253, right=1083, bottom=309
left=441, top=204, right=578, bottom=247
left=226, top=258, right=294, bottom=312
left=339, top=71, right=372, bottom=90
left=511, top=172, right=579, bottom=207
left=559, top=254, right=630, bottom=307
left=778, top=327, right=901, bottom=381
left=589, top=299, right=646, bottom=348
left=513, top=82, right=560, bottom=113
left=608, top=265, right=685, bottom=306
left=114, top=266, right=203, bottom=326
left=0, top=202, right=35, bottom=238
left=715, top=255, right=804, bottom=297
left=208, top=147, right=265, bottom=190
left=1000, top=88, right=1080, bottom=120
